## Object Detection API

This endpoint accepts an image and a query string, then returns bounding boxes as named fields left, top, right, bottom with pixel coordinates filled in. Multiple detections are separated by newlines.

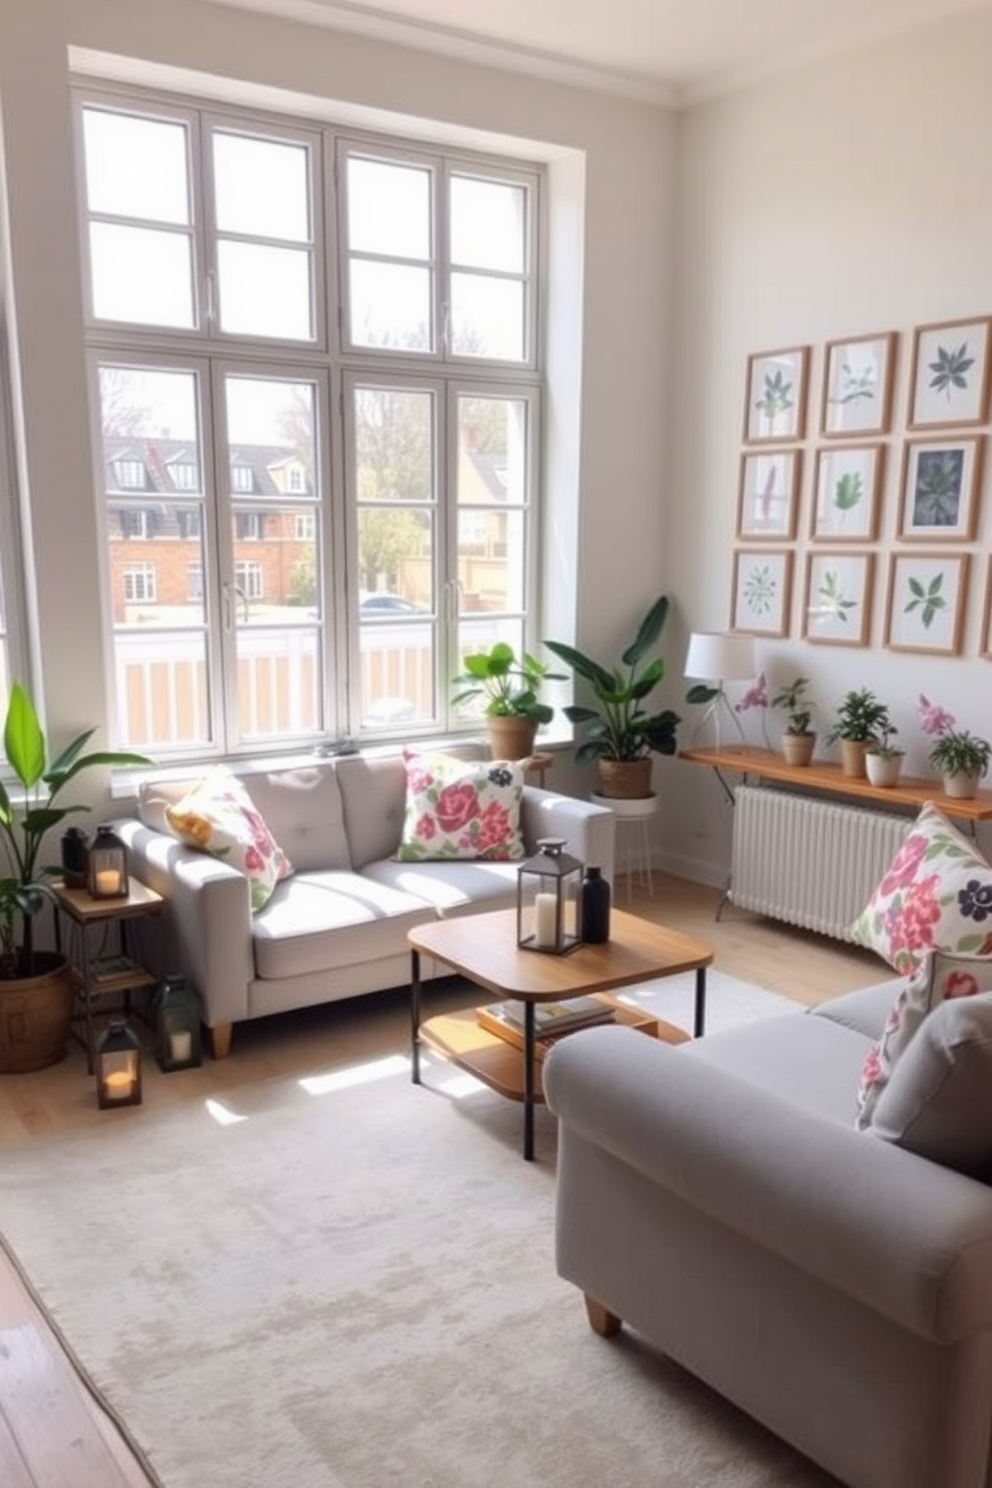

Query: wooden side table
left=52, top=880, right=164, bottom=1074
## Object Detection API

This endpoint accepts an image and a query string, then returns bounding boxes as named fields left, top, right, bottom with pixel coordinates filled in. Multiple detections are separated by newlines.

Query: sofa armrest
left=544, top=1025, right=992, bottom=1344
left=112, top=819, right=254, bottom=1030
left=520, top=788, right=615, bottom=884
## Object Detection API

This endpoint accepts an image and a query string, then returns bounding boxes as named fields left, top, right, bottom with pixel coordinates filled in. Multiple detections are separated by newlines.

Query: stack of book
left=477, top=995, right=614, bottom=1053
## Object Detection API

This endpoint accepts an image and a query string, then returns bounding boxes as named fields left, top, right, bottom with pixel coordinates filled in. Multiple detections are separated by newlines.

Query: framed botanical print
left=897, top=435, right=984, bottom=541
left=731, top=548, right=794, bottom=636
left=820, top=332, right=896, bottom=437
left=743, top=345, right=809, bottom=444
left=884, top=552, right=969, bottom=655
left=981, top=558, right=992, bottom=659
left=811, top=443, right=884, bottom=541
left=907, top=316, right=992, bottom=429
left=802, top=551, right=874, bottom=647
left=736, top=449, right=801, bottom=540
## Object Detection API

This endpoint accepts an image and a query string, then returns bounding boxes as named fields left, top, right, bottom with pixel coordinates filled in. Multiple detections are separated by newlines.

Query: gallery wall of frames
left=732, top=315, right=992, bottom=657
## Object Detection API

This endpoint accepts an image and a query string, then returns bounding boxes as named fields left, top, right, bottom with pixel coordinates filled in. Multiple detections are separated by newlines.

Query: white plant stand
left=591, top=792, right=659, bottom=901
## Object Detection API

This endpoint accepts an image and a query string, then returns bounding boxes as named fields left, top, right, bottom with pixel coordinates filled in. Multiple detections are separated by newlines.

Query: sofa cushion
left=847, top=802, right=992, bottom=973
left=251, top=870, right=436, bottom=980
left=363, top=856, right=520, bottom=914
left=165, top=766, right=293, bottom=912
left=855, top=951, right=992, bottom=1129
left=240, top=764, right=350, bottom=874
left=868, top=992, right=992, bottom=1179
left=395, top=750, right=525, bottom=861
left=809, top=979, right=905, bottom=1040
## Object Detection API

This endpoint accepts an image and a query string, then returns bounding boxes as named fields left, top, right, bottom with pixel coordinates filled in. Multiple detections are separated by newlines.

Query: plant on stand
left=451, top=642, right=563, bottom=761
left=544, top=595, right=681, bottom=799
left=825, top=688, right=891, bottom=779
left=771, top=677, right=816, bottom=767
left=864, top=721, right=904, bottom=789
left=919, top=694, right=992, bottom=800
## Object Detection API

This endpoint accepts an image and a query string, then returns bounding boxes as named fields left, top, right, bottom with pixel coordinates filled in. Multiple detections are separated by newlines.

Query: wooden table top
left=51, top=878, right=164, bottom=922
left=409, top=907, right=713, bottom=1002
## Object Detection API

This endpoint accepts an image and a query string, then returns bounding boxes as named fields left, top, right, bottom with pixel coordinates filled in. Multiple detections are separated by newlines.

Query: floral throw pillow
left=166, top=766, right=293, bottom=912
left=395, top=750, right=525, bottom=862
left=855, top=949, right=992, bottom=1130
left=847, top=802, right=992, bottom=974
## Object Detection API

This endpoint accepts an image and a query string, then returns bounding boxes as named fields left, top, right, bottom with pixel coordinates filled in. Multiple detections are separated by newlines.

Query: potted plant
left=544, top=595, right=680, bottom=799
left=919, top=693, right=991, bottom=800
left=864, top=721, right=904, bottom=789
left=0, top=682, right=152, bottom=1073
left=825, top=688, right=891, bottom=779
left=451, top=642, right=563, bottom=761
left=771, top=677, right=816, bottom=767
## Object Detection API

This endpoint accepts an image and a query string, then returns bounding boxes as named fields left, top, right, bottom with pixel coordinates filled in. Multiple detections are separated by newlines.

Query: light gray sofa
left=114, top=753, right=613, bottom=1058
left=544, top=980, right=992, bottom=1488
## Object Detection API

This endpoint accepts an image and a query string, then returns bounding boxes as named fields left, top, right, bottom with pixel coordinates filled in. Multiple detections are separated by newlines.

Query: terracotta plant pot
left=942, top=770, right=980, bottom=800
left=595, top=758, right=653, bottom=800
left=865, top=752, right=904, bottom=789
left=781, top=733, right=815, bottom=767
left=0, top=952, right=74, bottom=1073
left=487, top=715, right=537, bottom=763
left=839, top=739, right=869, bottom=779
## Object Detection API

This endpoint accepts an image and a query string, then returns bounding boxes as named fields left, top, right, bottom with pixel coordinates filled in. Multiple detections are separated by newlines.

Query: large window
left=78, top=87, right=541, bottom=758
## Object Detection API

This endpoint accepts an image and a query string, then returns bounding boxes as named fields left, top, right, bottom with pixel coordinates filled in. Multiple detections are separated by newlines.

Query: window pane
left=358, top=508, right=432, bottom=602
left=236, top=629, right=321, bottom=740
left=450, top=176, right=524, bottom=273
left=217, top=241, right=313, bottom=340
left=450, top=274, right=524, bottom=360
left=213, top=132, right=310, bottom=242
left=347, top=158, right=430, bottom=259
left=83, top=109, right=190, bottom=225
left=230, top=506, right=319, bottom=625
left=114, top=632, right=210, bottom=751
left=458, top=396, right=528, bottom=506
left=457, top=509, right=524, bottom=614
left=90, top=224, right=194, bottom=327
left=98, top=366, right=201, bottom=486
left=224, top=376, right=318, bottom=498
left=349, top=262, right=432, bottom=352
left=355, top=388, right=433, bottom=503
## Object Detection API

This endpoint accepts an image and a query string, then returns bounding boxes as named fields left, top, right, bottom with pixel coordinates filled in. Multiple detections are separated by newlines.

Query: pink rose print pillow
left=848, top=802, right=992, bottom=974
left=395, top=750, right=525, bottom=862
left=166, top=766, right=293, bottom=912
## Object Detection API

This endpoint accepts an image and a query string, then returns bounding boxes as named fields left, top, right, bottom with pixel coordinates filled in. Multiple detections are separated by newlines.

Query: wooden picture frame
left=802, top=551, right=874, bottom=647
left=731, top=548, right=794, bottom=636
left=907, top=316, right=992, bottom=429
left=820, top=331, right=896, bottom=438
left=811, top=443, right=884, bottom=542
left=736, top=449, right=801, bottom=540
left=897, top=435, right=984, bottom=541
left=981, top=557, right=992, bottom=659
left=884, top=551, right=969, bottom=655
left=743, top=345, right=809, bottom=445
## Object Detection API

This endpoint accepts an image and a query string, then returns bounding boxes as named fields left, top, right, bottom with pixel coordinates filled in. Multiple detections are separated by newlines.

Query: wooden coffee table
left=408, top=907, right=714, bottom=1160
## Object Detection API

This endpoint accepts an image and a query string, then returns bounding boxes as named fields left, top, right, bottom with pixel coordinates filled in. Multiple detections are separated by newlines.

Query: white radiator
left=730, top=785, right=913, bottom=941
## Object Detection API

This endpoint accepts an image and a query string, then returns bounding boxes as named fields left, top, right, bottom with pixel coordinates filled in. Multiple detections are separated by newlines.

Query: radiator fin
left=730, top=785, right=913, bottom=941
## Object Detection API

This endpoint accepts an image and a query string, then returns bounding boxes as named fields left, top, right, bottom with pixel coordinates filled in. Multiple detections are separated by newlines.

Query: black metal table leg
left=523, top=999, right=535, bottom=1161
left=410, top=949, right=422, bottom=1084
left=694, top=967, right=707, bottom=1039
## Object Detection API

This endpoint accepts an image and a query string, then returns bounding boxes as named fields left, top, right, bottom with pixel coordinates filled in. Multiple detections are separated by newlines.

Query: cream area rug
left=0, top=974, right=838, bottom=1488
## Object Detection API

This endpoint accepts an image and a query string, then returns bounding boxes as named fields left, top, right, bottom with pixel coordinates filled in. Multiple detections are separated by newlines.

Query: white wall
left=664, top=6, right=992, bottom=880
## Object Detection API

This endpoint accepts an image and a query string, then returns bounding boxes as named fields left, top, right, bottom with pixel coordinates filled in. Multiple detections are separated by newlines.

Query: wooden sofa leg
left=584, top=1294, right=622, bottom=1337
left=207, top=1022, right=233, bottom=1060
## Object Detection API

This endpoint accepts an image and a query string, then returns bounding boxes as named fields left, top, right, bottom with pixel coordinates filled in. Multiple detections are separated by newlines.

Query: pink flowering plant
left=918, top=694, right=992, bottom=780
left=734, top=671, right=772, bottom=748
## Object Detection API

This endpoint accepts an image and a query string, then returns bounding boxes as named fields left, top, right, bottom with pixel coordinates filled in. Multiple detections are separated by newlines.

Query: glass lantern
left=516, top=837, right=582, bottom=954
left=87, top=824, right=129, bottom=899
left=95, top=1017, right=142, bottom=1108
left=155, top=974, right=203, bottom=1071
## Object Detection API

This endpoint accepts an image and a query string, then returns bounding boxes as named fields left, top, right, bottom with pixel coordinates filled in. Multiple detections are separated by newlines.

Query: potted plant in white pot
left=451, top=642, right=563, bottom=761
left=919, top=694, right=991, bottom=800
left=825, top=688, right=891, bottom=779
left=544, top=595, right=680, bottom=799
left=771, top=677, right=816, bottom=766
left=0, top=682, right=152, bottom=1072
left=864, top=721, right=904, bottom=789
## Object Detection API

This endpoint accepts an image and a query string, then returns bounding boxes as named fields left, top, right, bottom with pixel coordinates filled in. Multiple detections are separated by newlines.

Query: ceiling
left=200, top=0, right=986, bottom=105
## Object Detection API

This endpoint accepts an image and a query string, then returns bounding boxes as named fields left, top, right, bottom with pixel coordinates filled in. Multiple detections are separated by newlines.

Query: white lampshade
left=684, top=632, right=756, bottom=682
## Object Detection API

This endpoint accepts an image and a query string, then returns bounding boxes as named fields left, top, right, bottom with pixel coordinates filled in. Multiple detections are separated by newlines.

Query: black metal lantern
left=87, top=823, right=129, bottom=899
left=95, top=1017, right=142, bottom=1108
left=516, top=836, right=583, bottom=954
left=60, top=826, right=90, bottom=889
left=155, top=974, right=203, bottom=1071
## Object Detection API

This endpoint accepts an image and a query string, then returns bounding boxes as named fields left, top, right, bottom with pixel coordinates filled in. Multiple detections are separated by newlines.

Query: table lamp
left=684, top=632, right=756, bottom=751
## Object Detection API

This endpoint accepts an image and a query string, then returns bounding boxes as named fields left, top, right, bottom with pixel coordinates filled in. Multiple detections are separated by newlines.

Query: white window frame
left=123, top=563, right=156, bottom=602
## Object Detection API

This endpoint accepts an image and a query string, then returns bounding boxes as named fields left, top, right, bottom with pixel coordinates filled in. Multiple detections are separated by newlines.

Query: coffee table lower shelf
left=418, top=994, right=689, bottom=1104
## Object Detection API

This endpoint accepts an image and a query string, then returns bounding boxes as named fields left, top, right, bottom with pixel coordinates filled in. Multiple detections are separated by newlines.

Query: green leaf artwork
left=742, top=564, right=777, bottom=616
left=818, top=570, right=857, bottom=623
left=755, top=370, right=793, bottom=422
left=832, top=471, right=863, bottom=516
left=904, top=571, right=947, bottom=630
left=830, top=361, right=876, bottom=406
left=928, top=342, right=974, bottom=399
left=912, top=450, right=963, bottom=527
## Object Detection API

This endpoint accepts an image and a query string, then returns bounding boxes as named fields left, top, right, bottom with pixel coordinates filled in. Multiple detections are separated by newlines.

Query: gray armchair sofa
left=544, top=980, right=992, bottom=1488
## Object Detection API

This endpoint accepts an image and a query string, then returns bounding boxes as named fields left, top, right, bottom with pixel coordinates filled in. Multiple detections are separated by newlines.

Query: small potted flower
left=918, top=694, right=992, bottom=800
left=771, top=677, right=816, bottom=767
left=864, top=720, right=904, bottom=789
left=825, top=688, right=891, bottom=779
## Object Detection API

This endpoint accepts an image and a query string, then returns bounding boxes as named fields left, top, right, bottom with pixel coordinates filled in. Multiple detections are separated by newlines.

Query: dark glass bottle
left=580, top=866, right=611, bottom=944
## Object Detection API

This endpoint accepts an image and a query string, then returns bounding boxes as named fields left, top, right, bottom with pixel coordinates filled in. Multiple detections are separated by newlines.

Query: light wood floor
left=0, top=874, right=885, bottom=1487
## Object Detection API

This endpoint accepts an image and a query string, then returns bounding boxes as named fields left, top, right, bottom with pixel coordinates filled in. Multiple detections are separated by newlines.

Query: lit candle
left=169, top=1030, right=193, bottom=1063
left=95, top=869, right=120, bottom=895
left=534, top=892, right=558, bottom=948
left=103, top=1070, right=132, bottom=1101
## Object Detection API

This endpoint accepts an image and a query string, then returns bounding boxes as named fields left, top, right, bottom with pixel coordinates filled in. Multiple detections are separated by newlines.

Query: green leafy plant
left=450, top=643, right=562, bottom=725
left=0, top=683, right=152, bottom=977
left=826, top=688, right=891, bottom=746
left=928, top=730, right=992, bottom=778
left=544, top=596, right=680, bottom=764
left=771, top=677, right=814, bottom=736
left=865, top=721, right=902, bottom=760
